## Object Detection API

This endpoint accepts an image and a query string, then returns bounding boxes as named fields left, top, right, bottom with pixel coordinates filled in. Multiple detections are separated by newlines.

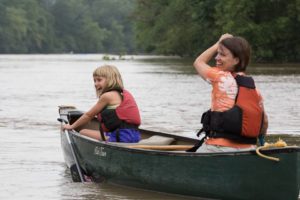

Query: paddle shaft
left=65, top=130, right=85, bottom=182
left=58, top=118, right=84, bottom=182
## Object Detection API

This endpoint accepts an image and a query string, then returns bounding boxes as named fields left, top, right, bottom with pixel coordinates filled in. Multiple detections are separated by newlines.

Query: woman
left=193, top=33, right=268, bottom=152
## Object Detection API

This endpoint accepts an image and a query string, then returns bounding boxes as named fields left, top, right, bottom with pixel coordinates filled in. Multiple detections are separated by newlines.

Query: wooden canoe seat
left=138, top=135, right=175, bottom=145
left=124, top=136, right=194, bottom=151
left=110, top=135, right=175, bottom=147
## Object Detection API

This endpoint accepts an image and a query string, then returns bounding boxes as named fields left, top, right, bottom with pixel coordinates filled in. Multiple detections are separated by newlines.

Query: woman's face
left=93, top=76, right=106, bottom=93
left=215, top=44, right=239, bottom=72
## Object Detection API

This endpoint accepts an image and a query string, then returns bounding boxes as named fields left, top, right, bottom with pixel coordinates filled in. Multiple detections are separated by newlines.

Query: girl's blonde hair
left=93, top=65, right=124, bottom=97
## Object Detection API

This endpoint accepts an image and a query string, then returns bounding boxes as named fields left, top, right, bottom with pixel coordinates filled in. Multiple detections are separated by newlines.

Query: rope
left=255, top=139, right=287, bottom=162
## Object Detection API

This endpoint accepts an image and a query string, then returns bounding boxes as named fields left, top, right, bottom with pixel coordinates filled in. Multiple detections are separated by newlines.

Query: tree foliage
left=134, top=0, right=300, bottom=62
left=0, top=0, right=135, bottom=54
left=0, top=0, right=53, bottom=53
left=0, top=0, right=299, bottom=62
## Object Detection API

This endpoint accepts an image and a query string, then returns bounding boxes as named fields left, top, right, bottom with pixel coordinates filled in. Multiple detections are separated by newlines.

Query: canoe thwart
left=126, top=145, right=194, bottom=151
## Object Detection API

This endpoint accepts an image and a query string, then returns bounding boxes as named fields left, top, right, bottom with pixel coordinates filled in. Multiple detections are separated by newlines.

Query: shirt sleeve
left=204, top=67, right=221, bottom=84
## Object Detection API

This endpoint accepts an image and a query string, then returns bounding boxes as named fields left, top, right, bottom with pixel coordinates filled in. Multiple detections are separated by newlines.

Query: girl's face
left=215, top=44, right=239, bottom=72
left=94, top=76, right=106, bottom=93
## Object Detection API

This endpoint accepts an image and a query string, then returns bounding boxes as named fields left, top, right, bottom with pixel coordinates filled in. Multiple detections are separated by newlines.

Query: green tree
left=49, top=0, right=135, bottom=53
left=134, top=0, right=218, bottom=56
left=24, top=0, right=56, bottom=53
left=0, top=6, right=28, bottom=53
left=214, top=0, right=300, bottom=61
left=0, top=0, right=56, bottom=53
left=134, top=0, right=300, bottom=62
left=90, top=0, right=136, bottom=53
left=76, top=18, right=108, bottom=52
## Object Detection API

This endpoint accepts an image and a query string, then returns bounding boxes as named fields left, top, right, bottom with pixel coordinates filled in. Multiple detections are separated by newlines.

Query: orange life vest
left=200, top=74, right=264, bottom=144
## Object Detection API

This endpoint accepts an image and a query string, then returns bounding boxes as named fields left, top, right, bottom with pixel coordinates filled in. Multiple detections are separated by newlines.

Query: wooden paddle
left=126, top=145, right=194, bottom=151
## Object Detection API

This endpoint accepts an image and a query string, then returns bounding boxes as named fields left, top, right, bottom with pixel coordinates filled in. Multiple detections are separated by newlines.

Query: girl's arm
left=63, top=93, right=111, bottom=130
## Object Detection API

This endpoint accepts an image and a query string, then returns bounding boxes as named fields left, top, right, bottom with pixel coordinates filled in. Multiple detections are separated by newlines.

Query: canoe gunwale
left=71, top=131, right=300, bottom=157
left=59, top=106, right=300, bottom=156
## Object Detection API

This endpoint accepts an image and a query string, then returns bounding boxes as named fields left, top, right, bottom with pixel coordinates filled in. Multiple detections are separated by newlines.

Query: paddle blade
left=70, top=164, right=84, bottom=182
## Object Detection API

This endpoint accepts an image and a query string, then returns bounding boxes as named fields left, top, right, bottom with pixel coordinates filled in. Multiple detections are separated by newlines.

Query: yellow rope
left=255, top=139, right=287, bottom=162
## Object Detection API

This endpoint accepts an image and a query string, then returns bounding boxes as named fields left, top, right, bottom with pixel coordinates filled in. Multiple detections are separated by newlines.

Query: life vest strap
left=186, top=136, right=207, bottom=152
left=99, top=122, right=106, bottom=141
left=235, top=74, right=256, bottom=88
left=119, top=122, right=139, bottom=129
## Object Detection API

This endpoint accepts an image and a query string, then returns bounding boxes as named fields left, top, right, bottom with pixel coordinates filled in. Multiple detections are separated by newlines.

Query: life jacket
left=200, top=74, right=264, bottom=144
left=97, top=89, right=141, bottom=132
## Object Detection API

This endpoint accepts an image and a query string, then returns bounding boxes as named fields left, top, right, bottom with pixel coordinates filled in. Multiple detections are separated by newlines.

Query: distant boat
left=58, top=106, right=300, bottom=200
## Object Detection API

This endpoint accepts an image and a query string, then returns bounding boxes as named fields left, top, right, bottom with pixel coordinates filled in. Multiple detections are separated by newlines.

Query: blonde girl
left=63, top=65, right=141, bottom=143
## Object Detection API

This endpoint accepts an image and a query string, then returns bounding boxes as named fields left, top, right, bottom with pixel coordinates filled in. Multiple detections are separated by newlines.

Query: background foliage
left=134, top=0, right=300, bottom=62
left=0, top=0, right=135, bottom=54
left=0, top=0, right=299, bottom=62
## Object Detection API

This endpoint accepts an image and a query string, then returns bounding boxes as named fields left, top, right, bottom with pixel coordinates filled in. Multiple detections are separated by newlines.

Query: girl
left=193, top=33, right=268, bottom=152
left=63, top=65, right=141, bottom=143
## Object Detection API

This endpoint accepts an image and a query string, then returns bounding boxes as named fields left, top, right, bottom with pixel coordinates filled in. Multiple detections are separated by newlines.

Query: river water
left=0, top=54, right=299, bottom=200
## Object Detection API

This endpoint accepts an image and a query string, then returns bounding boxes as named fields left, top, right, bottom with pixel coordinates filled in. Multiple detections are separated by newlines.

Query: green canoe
left=58, top=106, right=300, bottom=200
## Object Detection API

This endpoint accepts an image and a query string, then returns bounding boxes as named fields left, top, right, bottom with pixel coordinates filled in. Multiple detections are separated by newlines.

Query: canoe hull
left=58, top=106, right=300, bottom=200
left=71, top=134, right=300, bottom=200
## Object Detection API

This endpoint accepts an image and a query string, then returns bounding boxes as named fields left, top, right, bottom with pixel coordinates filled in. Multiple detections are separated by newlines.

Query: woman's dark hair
left=220, top=36, right=251, bottom=72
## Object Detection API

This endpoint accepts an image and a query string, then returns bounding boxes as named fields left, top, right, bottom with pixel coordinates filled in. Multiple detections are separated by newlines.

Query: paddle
left=57, top=118, right=85, bottom=182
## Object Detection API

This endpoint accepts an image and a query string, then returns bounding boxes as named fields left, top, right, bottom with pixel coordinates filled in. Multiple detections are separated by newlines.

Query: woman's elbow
left=193, top=59, right=201, bottom=69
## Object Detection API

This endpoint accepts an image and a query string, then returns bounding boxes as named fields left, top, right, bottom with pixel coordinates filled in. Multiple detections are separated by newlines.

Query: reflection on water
left=0, top=54, right=299, bottom=199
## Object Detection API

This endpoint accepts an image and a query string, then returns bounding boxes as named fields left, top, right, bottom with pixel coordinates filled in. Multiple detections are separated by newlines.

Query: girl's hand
left=218, top=33, right=233, bottom=43
left=62, top=124, right=73, bottom=131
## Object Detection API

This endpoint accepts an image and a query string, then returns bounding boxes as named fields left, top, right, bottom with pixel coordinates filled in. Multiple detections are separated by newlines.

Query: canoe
left=58, top=106, right=300, bottom=200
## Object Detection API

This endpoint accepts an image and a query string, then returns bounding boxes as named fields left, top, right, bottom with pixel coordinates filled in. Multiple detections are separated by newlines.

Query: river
left=0, top=54, right=299, bottom=199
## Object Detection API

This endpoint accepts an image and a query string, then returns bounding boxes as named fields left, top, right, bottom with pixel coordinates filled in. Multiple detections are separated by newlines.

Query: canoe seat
left=109, top=135, right=175, bottom=147
left=138, top=135, right=175, bottom=145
